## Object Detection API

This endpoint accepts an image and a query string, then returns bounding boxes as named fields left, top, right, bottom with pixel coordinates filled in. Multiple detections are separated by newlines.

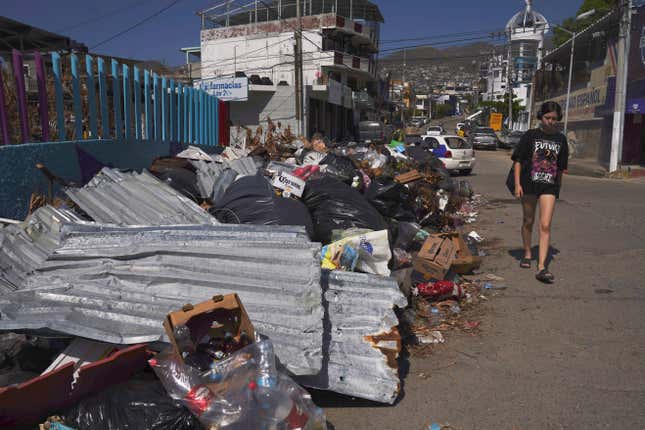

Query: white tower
left=506, top=0, right=549, bottom=127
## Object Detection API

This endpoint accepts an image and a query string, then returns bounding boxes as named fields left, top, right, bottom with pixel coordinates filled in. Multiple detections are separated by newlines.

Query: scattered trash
left=151, top=294, right=326, bottom=429
left=321, top=229, right=391, bottom=276
left=467, top=231, right=484, bottom=242
left=416, top=331, right=445, bottom=345
left=417, top=281, right=464, bottom=301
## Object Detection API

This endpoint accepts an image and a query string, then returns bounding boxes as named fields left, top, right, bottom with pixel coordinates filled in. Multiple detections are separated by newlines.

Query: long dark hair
left=537, top=101, right=563, bottom=121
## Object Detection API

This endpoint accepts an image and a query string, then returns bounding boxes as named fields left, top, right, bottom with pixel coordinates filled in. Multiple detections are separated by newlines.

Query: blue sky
left=4, top=0, right=580, bottom=65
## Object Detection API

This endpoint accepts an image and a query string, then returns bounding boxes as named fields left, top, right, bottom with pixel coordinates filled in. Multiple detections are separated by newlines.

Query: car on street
left=358, top=120, right=384, bottom=144
left=419, top=135, right=476, bottom=175
left=469, top=127, right=499, bottom=150
left=425, top=125, right=444, bottom=136
left=499, top=130, right=524, bottom=149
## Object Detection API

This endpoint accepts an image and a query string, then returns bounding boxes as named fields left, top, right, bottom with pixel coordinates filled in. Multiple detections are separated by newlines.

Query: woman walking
left=512, top=102, right=569, bottom=283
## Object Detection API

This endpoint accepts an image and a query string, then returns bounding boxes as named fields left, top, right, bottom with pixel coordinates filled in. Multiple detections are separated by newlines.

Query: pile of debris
left=0, top=131, right=489, bottom=428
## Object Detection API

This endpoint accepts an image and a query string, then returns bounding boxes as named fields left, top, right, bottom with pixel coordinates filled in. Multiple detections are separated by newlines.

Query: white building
left=481, top=54, right=509, bottom=102
left=197, top=0, right=383, bottom=140
left=506, top=0, right=549, bottom=129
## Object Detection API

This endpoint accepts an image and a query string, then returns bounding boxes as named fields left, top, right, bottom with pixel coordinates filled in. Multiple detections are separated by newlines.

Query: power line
left=55, top=0, right=158, bottom=33
left=379, top=35, right=500, bottom=54
left=90, top=0, right=186, bottom=50
left=380, top=28, right=504, bottom=44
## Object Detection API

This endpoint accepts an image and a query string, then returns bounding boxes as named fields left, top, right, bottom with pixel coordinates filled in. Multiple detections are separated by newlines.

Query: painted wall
left=200, top=30, right=325, bottom=86
left=0, top=138, right=175, bottom=220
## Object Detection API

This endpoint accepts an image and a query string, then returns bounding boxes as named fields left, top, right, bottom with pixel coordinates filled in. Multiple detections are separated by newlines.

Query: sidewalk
left=566, top=157, right=608, bottom=178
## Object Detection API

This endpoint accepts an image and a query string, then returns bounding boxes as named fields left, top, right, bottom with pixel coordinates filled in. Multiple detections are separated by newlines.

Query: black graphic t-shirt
left=511, top=128, right=568, bottom=197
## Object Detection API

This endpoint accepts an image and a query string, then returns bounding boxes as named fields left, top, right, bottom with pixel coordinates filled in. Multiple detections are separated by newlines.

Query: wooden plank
left=144, top=70, right=151, bottom=140
left=153, top=73, right=159, bottom=140
left=70, top=54, right=83, bottom=140
left=133, top=66, right=141, bottom=140
left=97, top=57, right=109, bottom=139
left=51, top=53, right=65, bottom=141
left=188, top=87, right=193, bottom=144
left=12, top=50, right=29, bottom=143
left=176, top=83, right=182, bottom=142
left=122, top=64, right=131, bottom=139
left=111, top=59, right=123, bottom=139
left=34, top=52, right=50, bottom=142
left=169, top=80, right=175, bottom=142
left=185, top=87, right=190, bottom=144
left=84, top=55, right=98, bottom=139
left=161, top=77, right=167, bottom=141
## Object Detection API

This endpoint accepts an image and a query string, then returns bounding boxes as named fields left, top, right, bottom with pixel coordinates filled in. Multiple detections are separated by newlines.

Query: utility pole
left=563, top=32, right=575, bottom=135
left=294, top=0, right=304, bottom=136
left=610, top=0, right=632, bottom=172
left=505, top=38, right=512, bottom=130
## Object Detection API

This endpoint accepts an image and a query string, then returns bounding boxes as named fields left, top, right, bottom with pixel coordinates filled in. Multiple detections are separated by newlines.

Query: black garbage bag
left=154, top=168, right=201, bottom=201
left=364, top=177, right=416, bottom=222
left=64, top=378, right=200, bottom=430
left=302, top=176, right=387, bottom=244
left=319, top=153, right=359, bottom=184
left=211, top=173, right=315, bottom=239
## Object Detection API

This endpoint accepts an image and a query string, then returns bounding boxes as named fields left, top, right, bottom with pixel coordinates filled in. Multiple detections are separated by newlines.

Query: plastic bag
left=302, top=176, right=388, bottom=244
left=319, top=153, right=358, bottom=185
left=393, top=222, right=430, bottom=252
left=153, top=168, right=202, bottom=202
left=150, top=340, right=326, bottom=430
left=64, top=377, right=200, bottom=430
left=321, top=229, right=391, bottom=276
left=364, top=177, right=416, bottom=221
left=212, top=173, right=315, bottom=239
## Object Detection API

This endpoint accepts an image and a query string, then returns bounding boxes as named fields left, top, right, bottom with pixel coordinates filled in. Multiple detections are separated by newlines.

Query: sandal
left=535, top=269, right=555, bottom=284
left=520, top=258, right=531, bottom=269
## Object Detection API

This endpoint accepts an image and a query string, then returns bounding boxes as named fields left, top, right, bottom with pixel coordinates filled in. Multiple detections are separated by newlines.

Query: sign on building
left=489, top=112, right=503, bottom=131
left=199, top=77, right=249, bottom=101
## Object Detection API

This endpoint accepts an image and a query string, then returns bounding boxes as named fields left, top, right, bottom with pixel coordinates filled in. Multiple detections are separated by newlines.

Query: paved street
left=322, top=150, right=645, bottom=429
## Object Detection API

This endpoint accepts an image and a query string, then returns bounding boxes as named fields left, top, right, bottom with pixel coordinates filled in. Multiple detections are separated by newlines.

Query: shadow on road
left=508, top=245, right=560, bottom=268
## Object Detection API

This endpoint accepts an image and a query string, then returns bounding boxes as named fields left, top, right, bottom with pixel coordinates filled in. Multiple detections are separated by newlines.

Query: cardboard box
left=412, top=235, right=457, bottom=282
left=271, top=171, right=306, bottom=197
left=441, top=232, right=483, bottom=274
left=163, top=294, right=255, bottom=364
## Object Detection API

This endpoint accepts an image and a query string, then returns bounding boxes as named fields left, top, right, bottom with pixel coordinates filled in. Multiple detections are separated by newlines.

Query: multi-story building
left=197, top=0, right=383, bottom=140
left=480, top=54, right=509, bottom=102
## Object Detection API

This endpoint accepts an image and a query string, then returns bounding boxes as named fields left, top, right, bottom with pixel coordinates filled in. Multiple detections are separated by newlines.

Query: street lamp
left=554, top=9, right=596, bottom=135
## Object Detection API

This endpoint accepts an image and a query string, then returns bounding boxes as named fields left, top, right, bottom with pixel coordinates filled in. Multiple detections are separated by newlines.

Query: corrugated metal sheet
left=0, top=207, right=407, bottom=403
left=189, top=159, right=230, bottom=199
left=65, top=168, right=218, bottom=226
left=0, top=207, right=83, bottom=292
left=298, top=270, right=407, bottom=404
left=0, top=219, right=323, bottom=376
left=226, top=156, right=259, bottom=177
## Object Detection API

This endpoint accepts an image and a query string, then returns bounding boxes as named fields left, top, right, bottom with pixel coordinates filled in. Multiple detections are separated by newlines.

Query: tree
left=553, top=0, right=617, bottom=48
left=434, top=103, right=453, bottom=119
left=477, top=93, right=524, bottom=124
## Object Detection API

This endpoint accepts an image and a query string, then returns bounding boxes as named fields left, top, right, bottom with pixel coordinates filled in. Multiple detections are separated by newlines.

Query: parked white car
left=424, top=125, right=444, bottom=136
left=419, top=134, right=476, bottom=175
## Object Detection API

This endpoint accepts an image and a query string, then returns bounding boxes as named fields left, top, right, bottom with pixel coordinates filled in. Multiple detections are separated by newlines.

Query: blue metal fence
left=0, top=49, right=221, bottom=146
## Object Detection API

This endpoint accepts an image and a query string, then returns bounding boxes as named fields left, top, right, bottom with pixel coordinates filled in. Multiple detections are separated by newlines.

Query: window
left=423, top=137, right=439, bottom=149
left=23, top=64, right=30, bottom=77
left=445, top=137, right=471, bottom=149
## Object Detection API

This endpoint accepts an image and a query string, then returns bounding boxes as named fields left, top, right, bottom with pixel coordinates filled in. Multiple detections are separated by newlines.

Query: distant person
left=511, top=101, right=568, bottom=284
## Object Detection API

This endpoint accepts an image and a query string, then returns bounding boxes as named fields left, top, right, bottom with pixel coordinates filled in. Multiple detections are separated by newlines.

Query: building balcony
left=317, top=51, right=376, bottom=79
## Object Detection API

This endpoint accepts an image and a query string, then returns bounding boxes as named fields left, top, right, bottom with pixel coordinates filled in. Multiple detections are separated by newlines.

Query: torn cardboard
left=441, top=232, right=483, bottom=274
left=163, top=294, right=255, bottom=365
left=412, top=235, right=457, bottom=281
